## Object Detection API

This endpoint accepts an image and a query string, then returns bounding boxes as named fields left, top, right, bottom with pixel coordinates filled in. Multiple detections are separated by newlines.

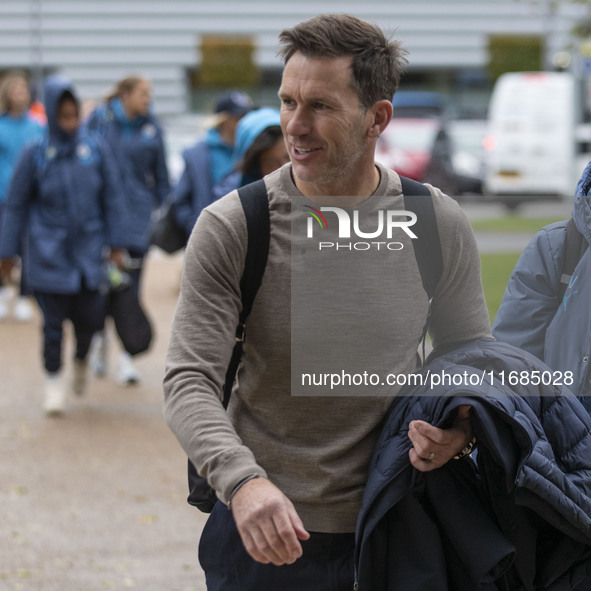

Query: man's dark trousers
left=199, top=502, right=355, bottom=591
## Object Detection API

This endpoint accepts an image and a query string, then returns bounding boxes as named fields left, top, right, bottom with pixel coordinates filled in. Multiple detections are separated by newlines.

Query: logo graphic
left=562, top=274, right=579, bottom=311
left=142, top=123, right=157, bottom=139
left=301, top=204, right=418, bottom=251
left=76, top=143, right=92, bottom=162
left=303, top=206, right=329, bottom=233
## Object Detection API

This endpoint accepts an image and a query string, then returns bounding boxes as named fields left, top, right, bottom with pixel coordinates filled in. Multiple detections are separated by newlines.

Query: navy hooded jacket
left=171, top=138, right=216, bottom=238
left=85, top=96, right=169, bottom=253
left=0, top=75, right=127, bottom=294
left=355, top=339, right=591, bottom=591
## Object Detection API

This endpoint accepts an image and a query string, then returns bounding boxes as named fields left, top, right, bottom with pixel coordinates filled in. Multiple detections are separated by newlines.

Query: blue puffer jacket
left=493, top=161, right=591, bottom=411
left=85, top=97, right=169, bottom=253
left=355, top=339, right=591, bottom=591
left=0, top=76, right=127, bottom=294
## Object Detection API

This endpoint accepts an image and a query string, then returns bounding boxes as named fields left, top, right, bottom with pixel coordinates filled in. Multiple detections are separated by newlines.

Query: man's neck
left=294, top=164, right=381, bottom=208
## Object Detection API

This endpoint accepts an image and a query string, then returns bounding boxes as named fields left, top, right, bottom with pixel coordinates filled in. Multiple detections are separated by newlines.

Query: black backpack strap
left=399, top=176, right=443, bottom=299
left=399, top=175, right=443, bottom=362
left=222, top=179, right=270, bottom=407
left=187, top=179, right=270, bottom=511
left=558, top=218, right=588, bottom=304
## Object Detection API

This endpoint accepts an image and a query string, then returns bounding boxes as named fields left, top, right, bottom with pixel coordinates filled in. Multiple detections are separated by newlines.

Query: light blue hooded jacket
left=493, top=160, right=591, bottom=411
left=0, top=75, right=127, bottom=293
left=0, top=110, right=44, bottom=203
left=212, top=107, right=282, bottom=201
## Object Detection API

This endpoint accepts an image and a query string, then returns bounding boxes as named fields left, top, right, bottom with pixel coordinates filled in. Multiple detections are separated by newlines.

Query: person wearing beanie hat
left=169, top=90, right=254, bottom=239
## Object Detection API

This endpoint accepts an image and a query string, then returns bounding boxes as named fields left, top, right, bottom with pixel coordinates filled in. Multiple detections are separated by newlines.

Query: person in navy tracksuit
left=85, top=76, right=170, bottom=384
left=0, top=75, right=127, bottom=415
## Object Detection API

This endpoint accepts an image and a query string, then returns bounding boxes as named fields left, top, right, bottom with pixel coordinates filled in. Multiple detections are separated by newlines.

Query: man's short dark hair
left=277, top=13, right=408, bottom=111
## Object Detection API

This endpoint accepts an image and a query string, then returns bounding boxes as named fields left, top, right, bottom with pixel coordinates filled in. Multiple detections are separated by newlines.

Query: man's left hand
left=408, top=405, right=473, bottom=472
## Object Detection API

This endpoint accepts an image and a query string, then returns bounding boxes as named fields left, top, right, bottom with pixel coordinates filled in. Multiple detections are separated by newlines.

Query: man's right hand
left=230, top=477, right=310, bottom=566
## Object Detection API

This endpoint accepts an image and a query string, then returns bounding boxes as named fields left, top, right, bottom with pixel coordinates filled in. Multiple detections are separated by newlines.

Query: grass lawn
left=471, top=214, right=565, bottom=321
left=479, top=252, right=522, bottom=322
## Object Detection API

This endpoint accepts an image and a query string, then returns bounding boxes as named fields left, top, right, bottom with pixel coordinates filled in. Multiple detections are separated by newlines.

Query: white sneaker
left=90, top=332, right=108, bottom=377
left=117, top=352, right=139, bottom=386
left=44, top=372, right=67, bottom=416
left=72, top=359, right=88, bottom=396
left=13, top=296, right=34, bottom=321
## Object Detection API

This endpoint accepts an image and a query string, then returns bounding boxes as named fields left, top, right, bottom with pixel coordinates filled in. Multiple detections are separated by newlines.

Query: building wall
left=0, top=0, right=586, bottom=114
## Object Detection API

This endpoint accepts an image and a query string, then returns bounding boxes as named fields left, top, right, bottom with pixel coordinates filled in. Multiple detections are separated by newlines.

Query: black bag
left=185, top=176, right=443, bottom=512
left=151, top=201, right=188, bottom=254
left=109, top=279, right=153, bottom=356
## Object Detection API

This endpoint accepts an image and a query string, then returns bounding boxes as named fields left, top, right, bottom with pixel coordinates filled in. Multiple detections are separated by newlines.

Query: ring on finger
left=427, top=451, right=435, bottom=462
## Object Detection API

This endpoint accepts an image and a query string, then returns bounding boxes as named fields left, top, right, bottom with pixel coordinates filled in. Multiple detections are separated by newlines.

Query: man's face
left=278, top=53, right=374, bottom=196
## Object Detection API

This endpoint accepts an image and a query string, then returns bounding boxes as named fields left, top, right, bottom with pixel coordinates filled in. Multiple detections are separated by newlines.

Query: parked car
left=447, top=118, right=488, bottom=195
left=376, top=117, right=459, bottom=197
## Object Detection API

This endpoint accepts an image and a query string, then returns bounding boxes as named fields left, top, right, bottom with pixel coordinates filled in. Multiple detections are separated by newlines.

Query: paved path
left=473, top=232, right=534, bottom=254
left=460, top=196, right=572, bottom=221
left=462, top=197, right=572, bottom=253
left=1, top=251, right=208, bottom=591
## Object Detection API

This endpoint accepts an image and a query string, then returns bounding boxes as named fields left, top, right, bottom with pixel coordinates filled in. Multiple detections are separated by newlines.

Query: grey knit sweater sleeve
left=163, top=190, right=268, bottom=505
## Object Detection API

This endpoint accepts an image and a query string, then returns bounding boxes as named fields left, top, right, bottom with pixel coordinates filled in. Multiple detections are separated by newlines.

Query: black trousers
left=198, top=502, right=355, bottom=591
left=35, top=286, right=106, bottom=373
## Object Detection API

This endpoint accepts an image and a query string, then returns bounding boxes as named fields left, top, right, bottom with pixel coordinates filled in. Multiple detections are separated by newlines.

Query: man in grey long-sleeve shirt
left=163, top=13, right=491, bottom=591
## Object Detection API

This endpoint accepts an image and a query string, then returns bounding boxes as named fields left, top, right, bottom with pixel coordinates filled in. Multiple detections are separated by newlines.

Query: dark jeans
left=35, top=286, right=106, bottom=373
left=198, top=502, right=355, bottom=591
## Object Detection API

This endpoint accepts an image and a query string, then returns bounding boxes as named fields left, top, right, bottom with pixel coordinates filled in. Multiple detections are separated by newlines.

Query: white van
left=484, top=71, right=588, bottom=207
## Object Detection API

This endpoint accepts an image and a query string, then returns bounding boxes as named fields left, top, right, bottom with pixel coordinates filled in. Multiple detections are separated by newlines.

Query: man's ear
left=366, top=99, right=393, bottom=138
